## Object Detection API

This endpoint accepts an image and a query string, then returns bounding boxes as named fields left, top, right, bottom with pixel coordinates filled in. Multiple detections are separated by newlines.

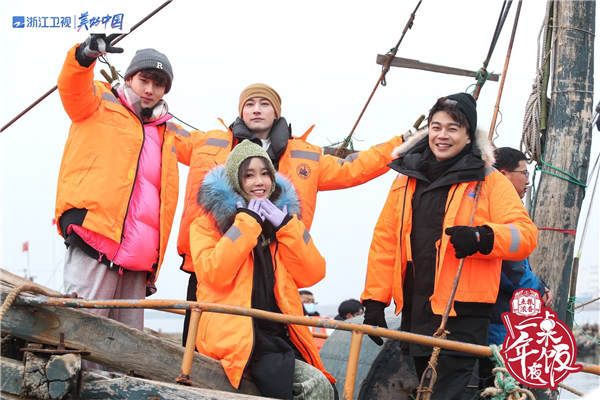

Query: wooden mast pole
left=529, top=0, right=595, bottom=324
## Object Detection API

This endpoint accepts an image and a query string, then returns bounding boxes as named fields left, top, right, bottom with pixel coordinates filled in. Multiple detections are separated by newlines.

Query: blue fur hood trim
left=198, top=166, right=301, bottom=233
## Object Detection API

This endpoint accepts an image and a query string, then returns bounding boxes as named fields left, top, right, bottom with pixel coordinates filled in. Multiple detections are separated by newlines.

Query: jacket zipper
left=242, top=252, right=257, bottom=377
left=290, top=325, right=315, bottom=366
left=116, top=115, right=145, bottom=251
left=154, top=125, right=166, bottom=277
left=436, top=186, right=459, bottom=277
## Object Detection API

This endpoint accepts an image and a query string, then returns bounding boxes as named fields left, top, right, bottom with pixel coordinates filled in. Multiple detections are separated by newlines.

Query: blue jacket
left=488, top=259, right=546, bottom=345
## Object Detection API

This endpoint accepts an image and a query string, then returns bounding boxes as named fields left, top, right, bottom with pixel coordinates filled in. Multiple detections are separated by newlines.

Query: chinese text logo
left=501, top=289, right=581, bottom=389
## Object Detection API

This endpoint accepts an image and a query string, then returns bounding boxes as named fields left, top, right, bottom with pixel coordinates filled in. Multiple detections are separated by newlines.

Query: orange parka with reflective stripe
left=178, top=126, right=403, bottom=272
left=361, top=170, right=538, bottom=316
left=190, top=181, right=334, bottom=388
left=55, top=45, right=192, bottom=280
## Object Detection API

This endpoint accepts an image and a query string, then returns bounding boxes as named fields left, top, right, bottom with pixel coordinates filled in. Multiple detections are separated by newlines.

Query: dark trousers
left=413, top=355, right=478, bottom=400
left=182, top=273, right=197, bottom=346
left=478, top=357, right=495, bottom=389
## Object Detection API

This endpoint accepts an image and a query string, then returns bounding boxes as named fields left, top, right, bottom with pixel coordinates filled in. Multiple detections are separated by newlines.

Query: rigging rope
left=521, top=2, right=554, bottom=161
left=535, top=159, right=587, bottom=188
left=472, top=0, right=513, bottom=99
left=575, top=296, right=600, bottom=310
left=574, top=151, right=600, bottom=256
left=487, top=0, right=523, bottom=142
left=480, top=345, right=536, bottom=400
left=335, top=0, right=423, bottom=156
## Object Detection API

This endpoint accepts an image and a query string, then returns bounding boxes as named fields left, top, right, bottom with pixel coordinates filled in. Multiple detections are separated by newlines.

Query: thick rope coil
left=520, top=79, right=542, bottom=161
left=520, top=3, right=552, bottom=162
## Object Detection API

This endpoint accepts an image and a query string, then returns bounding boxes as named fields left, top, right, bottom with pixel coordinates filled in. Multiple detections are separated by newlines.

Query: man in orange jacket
left=56, top=34, right=191, bottom=331
left=361, top=93, right=538, bottom=399
left=180, top=83, right=405, bottom=344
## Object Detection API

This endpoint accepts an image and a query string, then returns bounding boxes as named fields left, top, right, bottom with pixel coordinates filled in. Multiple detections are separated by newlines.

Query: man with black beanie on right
left=360, top=93, right=538, bottom=399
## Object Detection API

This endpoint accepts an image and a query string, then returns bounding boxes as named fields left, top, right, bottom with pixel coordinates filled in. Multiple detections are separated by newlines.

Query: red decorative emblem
left=501, top=289, right=582, bottom=389
left=296, top=163, right=311, bottom=179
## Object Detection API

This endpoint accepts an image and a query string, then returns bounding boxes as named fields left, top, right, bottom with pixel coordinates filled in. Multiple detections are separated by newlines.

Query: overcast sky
left=1, top=0, right=598, bottom=312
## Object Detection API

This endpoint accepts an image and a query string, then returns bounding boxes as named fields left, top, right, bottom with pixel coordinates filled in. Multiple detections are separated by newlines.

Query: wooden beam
left=1, top=357, right=268, bottom=400
left=0, top=284, right=260, bottom=395
left=80, top=372, right=269, bottom=400
left=376, top=55, right=500, bottom=81
left=0, top=268, right=62, bottom=296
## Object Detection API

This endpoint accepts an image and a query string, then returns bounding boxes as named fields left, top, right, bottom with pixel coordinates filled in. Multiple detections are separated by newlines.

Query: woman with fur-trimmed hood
left=190, top=140, right=334, bottom=399
left=360, top=93, right=538, bottom=399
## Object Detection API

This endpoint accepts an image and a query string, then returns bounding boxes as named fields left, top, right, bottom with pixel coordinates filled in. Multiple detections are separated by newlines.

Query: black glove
left=445, top=225, right=494, bottom=259
left=75, top=33, right=123, bottom=67
left=362, top=300, right=388, bottom=346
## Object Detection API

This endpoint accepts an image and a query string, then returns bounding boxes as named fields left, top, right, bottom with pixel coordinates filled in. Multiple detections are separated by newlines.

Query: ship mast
left=529, top=0, right=595, bottom=324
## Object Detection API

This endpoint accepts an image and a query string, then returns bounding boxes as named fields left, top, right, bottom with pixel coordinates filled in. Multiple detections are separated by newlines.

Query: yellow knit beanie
left=238, top=83, right=281, bottom=118
left=225, top=140, right=276, bottom=199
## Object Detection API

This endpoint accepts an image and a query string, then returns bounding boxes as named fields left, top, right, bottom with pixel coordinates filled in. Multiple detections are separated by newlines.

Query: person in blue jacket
left=479, top=147, right=552, bottom=388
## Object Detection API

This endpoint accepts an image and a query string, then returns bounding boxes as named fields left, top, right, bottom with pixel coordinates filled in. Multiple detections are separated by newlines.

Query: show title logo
left=501, top=289, right=581, bottom=389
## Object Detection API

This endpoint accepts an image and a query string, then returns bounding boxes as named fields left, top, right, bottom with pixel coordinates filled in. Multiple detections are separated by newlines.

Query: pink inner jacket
left=71, top=95, right=170, bottom=272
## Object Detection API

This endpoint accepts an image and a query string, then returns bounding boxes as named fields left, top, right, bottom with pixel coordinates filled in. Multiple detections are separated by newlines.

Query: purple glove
left=259, top=199, right=288, bottom=228
left=237, top=199, right=265, bottom=221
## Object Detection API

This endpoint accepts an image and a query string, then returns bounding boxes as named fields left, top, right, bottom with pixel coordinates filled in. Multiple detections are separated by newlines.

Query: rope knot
left=476, top=67, right=490, bottom=85
left=480, top=345, right=536, bottom=400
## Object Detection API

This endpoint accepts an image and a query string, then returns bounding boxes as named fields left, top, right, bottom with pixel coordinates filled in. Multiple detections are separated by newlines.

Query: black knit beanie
left=444, top=92, right=477, bottom=137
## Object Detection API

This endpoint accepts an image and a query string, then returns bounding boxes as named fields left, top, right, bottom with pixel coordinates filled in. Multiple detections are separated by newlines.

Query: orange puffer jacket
left=362, top=170, right=538, bottom=316
left=190, top=167, right=334, bottom=388
left=55, top=44, right=192, bottom=280
left=178, top=124, right=403, bottom=272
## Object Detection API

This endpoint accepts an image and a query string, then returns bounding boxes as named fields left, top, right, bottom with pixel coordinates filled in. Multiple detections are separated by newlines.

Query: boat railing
left=6, top=295, right=600, bottom=399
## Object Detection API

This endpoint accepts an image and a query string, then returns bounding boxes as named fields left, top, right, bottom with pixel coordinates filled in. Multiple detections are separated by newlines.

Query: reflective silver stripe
left=484, top=166, right=494, bottom=176
left=509, top=224, right=520, bottom=253
left=171, top=144, right=177, bottom=153
left=291, top=150, right=320, bottom=162
left=166, top=122, right=190, bottom=137
left=302, top=229, right=311, bottom=244
left=337, top=152, right=359, bottom=165
left=224, top=226, right=241, bottom=242
left=206, top=138, right=229, bottom=148
left=101, top=92, right=119, bottom=103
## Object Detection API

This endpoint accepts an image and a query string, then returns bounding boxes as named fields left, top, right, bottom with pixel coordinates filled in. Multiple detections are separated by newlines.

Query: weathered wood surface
left=79, top=373, right=269, bottom=400
left=0, top=268, right=62, bottom=295
left=1, top=357, right=24, bottom=396
left=21, top=352, right=81, bottom=399
left=529, top=0, right=595, bottom=323
left=0, top=270, right=260, bottom=395
left=376, top=55, right=500, bottom=81
left=1, top=357, right=268, bottom=400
